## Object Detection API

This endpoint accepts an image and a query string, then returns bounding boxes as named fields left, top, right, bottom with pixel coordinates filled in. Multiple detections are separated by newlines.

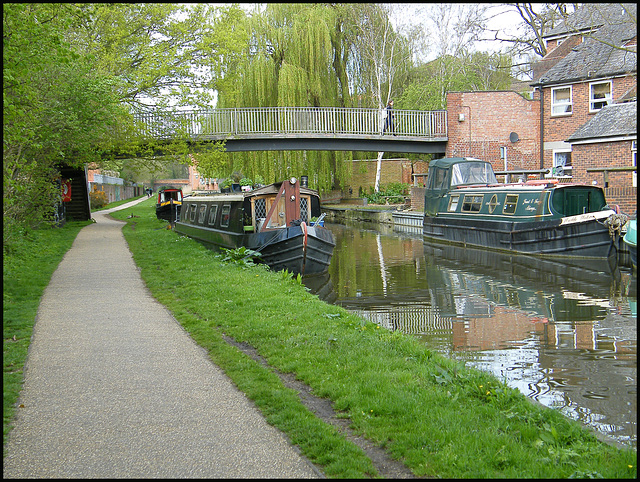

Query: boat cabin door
left=424, top=166, right=450, bottom=216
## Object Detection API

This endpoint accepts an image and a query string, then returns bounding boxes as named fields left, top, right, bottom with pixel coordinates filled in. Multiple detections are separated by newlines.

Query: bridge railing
left=133, top=107, right=447, bottom=140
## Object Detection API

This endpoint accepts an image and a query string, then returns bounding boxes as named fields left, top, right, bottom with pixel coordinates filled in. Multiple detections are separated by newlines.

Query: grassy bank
left=3, top=197, right=636, bottom=477
left=110, top=198, right=635, bottom=478
left=3, top=220, right=92, bottom=444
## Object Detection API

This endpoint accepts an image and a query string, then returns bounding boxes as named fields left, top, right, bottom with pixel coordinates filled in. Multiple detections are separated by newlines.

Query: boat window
left=189, top=204, right=197, bottom=222
left=300, top=196, right=310, bottom=222
left=448, top=195, right=460, bottom=212
left=254, top=198, right=266, bottom=219
left=428, top=167, right=448, bottom=190
left=198, top=205, right=207, bottom=224
left=451, top=162, right=497, bottom=186
left=503, top=194, right=518, bottom=215
left=221, top=205, right=231, bottom=227
left=462, top=195, right=483, bottom=212
left=208, top=205, right=218, bottom=226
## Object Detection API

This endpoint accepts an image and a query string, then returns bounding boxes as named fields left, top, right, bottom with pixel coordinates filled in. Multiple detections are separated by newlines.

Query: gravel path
left=3, top=199, right=320, bottom=478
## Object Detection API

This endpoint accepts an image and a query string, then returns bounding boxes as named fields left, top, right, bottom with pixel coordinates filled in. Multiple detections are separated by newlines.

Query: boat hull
left=423, top=210, right=616, bottom=259
left=623, top=219, right=637, bottom=270
left=174, top=222, right=335, bottom=275
left=156, top=202, right=181, bottom=222
left=247, top=225, right=335, bottom=275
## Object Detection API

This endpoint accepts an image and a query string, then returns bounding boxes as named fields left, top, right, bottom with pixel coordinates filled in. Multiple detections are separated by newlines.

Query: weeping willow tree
left=215, top=3, right=362, bottom=192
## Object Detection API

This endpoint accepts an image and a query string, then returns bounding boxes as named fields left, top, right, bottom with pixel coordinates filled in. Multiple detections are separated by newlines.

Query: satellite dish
left=509, top=132, right=520, bottom=143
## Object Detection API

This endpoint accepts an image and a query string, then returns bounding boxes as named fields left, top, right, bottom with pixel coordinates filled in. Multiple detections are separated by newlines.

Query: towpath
left=3, top=197, right=320, bottom=478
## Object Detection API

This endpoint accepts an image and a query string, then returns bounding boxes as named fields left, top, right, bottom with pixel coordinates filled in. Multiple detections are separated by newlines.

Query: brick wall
left=346, top=158, right=429, bottom=197
left=446, top=91, right=541, bottom=173
left=571, top=140, right=637, bottom=215
left=540, top=75, right=636, bottom=167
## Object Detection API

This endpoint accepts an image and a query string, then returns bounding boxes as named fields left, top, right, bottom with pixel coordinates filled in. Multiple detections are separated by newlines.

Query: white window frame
left=633, top=140, right=637, bottom=188
left=552, top=149, right=573, bottom=178
left=551, top=86, right=572, bottom=116
left=589, top=80, right=612, bottom=112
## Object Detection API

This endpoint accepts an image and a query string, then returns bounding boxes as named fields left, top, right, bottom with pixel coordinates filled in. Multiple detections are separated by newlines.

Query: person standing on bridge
left=383, top=100, right=395, bottom=135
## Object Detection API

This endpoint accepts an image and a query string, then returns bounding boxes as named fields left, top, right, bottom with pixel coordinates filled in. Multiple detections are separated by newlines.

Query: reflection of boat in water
left=301, top=271, right=336, bottom=304
left=623, top=218, right=637, bottom=271
left=422, top=157, right=620, bottom=259
left=175, top=178, right=335, bottom=275
left=422, top=241, right=621, bottom=302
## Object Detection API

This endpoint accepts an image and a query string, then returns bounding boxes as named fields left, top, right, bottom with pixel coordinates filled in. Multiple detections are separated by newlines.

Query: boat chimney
left=301, top=175, right=308, bottom=188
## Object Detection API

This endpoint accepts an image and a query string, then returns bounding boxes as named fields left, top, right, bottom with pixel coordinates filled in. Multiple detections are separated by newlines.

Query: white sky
left=391, top=3, right=534, bottom=61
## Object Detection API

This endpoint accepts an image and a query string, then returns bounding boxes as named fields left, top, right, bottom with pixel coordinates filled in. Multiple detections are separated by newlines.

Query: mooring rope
left=603, top=213, right=628, bottom=239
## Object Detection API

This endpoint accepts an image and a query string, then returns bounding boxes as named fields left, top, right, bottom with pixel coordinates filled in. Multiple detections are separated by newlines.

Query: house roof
left=545, top=4, right=635, bottom=38
left=566, top=101, right=637, bottom=142
left=532, top=4, right=636, bottom=86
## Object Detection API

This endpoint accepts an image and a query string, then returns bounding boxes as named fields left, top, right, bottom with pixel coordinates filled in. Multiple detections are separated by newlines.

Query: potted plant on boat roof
left=253, top=174, right=265, bottom=189
left=220, top=178, right=233, bottom=193
left=240, top=178, right=253, bottom=192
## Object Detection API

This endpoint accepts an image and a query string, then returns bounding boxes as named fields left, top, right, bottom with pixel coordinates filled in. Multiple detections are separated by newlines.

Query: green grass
left=110, top=198, right=636, bottom=478
left=4, top=197, right=637, bottom=478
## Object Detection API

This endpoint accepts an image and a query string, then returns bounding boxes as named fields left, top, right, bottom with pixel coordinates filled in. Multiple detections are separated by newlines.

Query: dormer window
left=590, top=81, right=612, bottom=112
left=551, top=86, right=572, bottom=116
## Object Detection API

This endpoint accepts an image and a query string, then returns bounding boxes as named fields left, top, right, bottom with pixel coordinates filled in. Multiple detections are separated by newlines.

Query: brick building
left=530, top=3, right=637, bottom=214
left=446, top=91, right=541, bottom=173
left=445, top=4, right=636, bottom=215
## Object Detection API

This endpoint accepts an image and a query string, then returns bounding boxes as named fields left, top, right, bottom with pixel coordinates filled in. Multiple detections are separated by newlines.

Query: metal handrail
left=132, top=107, right=447, bottom=140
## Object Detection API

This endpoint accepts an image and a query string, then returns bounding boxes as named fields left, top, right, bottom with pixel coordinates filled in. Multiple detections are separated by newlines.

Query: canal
left=305, top=220, right=637, bottom=448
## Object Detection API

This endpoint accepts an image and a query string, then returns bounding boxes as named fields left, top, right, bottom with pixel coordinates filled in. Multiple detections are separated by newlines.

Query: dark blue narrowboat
left=156, top=187, right=183, bottom=222
left=174, top=178, right=335, bottom=275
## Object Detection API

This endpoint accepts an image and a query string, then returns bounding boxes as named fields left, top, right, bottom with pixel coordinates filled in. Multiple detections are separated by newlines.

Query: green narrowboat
left=423, top=157, right=620, bottom=259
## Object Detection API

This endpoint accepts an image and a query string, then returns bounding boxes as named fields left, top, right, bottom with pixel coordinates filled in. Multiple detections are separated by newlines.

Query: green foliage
left=89, top=187, right=109, bottom=210
left=3, top=4, right=127, bottom=243
left=220, top=246, right=262, bottom=267
left=364, top=182, right=410, bottom=204
left=397, top=52, right=514, bottom=110
left=189, top=141, right=229, bottom=181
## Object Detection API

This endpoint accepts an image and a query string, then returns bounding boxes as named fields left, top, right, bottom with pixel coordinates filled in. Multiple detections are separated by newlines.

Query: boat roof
left=185, top=180, right=320, bottom=202
left=186, top=193, right=245, bottom=202
left=428, top=157, right=489, bottom=169
left=248, top=181, right=320, bottom=198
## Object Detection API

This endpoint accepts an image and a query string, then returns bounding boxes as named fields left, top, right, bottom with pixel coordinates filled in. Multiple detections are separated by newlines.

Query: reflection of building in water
left=452, top=306, right=541, bottom=351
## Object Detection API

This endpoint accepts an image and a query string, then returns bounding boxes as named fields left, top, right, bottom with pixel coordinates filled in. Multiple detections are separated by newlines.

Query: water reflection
left=306, top=220, right=637, bottom=448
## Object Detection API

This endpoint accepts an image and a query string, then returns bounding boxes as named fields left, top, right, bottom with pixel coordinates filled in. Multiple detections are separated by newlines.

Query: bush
left=365, top=183, right=410, bottom=204
left=89, top=186, right=108, bottom=209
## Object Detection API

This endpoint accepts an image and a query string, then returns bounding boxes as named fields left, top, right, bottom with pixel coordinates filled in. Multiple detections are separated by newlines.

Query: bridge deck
left=130, top=107, right=448, bottom=154
left=135, top=107, right=447, bottom=140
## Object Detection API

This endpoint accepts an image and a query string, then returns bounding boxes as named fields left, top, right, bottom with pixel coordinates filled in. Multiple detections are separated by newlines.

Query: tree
left=398, top=51, right=514, bottom=110
left=484, top=3, right=575, bottom=80
left=213, top=4, right=358, bottom=192
left=3, top=4, right=127, bottom=245
left=188, top=142, right=229, bottom=181
left=347, top=4, right=414, bottom=191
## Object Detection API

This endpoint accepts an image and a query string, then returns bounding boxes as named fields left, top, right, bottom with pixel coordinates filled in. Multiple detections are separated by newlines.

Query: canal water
left=305, top=220, right=637, bottom=448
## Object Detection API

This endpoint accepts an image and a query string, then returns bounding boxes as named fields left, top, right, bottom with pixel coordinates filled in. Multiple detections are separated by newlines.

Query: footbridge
left=133, top=107, right=447, bottom=154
